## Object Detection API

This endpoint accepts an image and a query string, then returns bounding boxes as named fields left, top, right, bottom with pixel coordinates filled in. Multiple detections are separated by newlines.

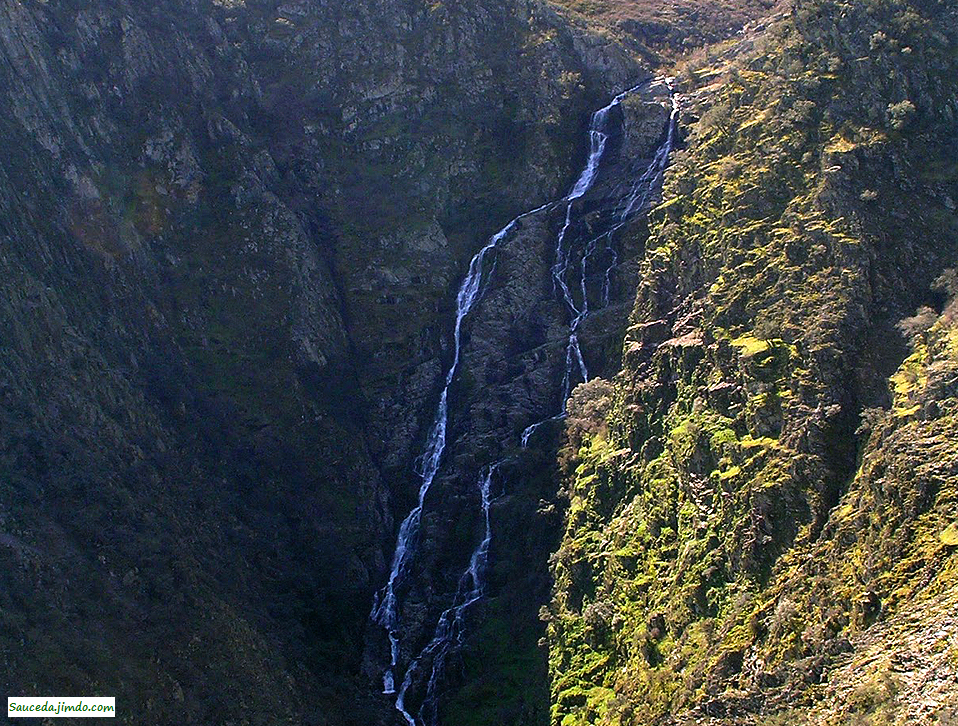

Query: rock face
left=373, top=80, right=677, bottom=725
left=546, top=0, right=958, bottom=723
left=0, top=0, right=644, bottom=723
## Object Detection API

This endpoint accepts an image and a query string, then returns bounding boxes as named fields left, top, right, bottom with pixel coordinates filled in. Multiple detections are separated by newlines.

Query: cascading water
left=522, top=77, right=680, bottom=447
left=371, top=203, right=552, bottom=719
left=371, top=221, right=513, bottom=700
left=397, top=464, right=497, bottom=726
left=373, top=78, right=679, bottom=726
left=617, top=80, right=680, bottom=223
left=598, top=79, right=680, bottom=305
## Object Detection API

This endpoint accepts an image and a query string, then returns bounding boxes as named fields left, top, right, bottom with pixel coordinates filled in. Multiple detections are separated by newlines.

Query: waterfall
left=400, top=464, right=497, bottom=726
left=372, top=78, right=679, bottom=725
left=522, top=77, right=680, bottom=447
left=371, top=202, right=551, bottom=715
left=370, top=220, right=513, bottom=701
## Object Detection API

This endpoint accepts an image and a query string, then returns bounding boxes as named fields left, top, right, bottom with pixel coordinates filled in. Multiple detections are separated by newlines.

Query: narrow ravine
left=373, top=77, right=680, bottom=726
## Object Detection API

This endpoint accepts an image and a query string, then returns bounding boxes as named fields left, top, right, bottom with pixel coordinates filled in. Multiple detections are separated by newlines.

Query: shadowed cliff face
left=12, top=0, right=948, bottom=725
left=370, top=82, right=678, bottom=725
left=0, top=0, right=645, bottom=723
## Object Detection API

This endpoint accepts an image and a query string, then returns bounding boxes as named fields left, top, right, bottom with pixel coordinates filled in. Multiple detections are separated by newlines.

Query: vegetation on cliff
left=547, top=0, right=958, bottom=722
left=547, top=0, right=778, bottom=58
left=3, top=0, right=956, bottom=723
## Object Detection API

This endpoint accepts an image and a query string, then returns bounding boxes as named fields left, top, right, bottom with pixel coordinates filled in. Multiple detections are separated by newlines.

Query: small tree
left=566, top=378, right=615, bottom=450
left=896, top=306, right=937, bottom=346
left=933, top=268, right=958, bottom=299
left=754, top=317, right=783, bottom=345
left=934, top=268, right=958, bottom=321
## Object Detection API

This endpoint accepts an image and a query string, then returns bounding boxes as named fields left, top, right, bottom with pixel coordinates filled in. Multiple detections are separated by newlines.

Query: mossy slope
left=547, top=0, right=958, bottom=722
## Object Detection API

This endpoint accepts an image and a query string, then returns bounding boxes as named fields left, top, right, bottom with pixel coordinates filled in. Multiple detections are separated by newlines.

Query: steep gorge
left=0, top=0, right=647, bottom=722
left=2, top=0, right=955, bottom=725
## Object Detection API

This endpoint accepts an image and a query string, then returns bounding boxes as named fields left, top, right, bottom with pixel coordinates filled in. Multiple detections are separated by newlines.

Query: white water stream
left=522, top=77, right=679, bottom=447
left=371, top=203, right=551, bottom=702
left=373, top=78, right=679, bottom=725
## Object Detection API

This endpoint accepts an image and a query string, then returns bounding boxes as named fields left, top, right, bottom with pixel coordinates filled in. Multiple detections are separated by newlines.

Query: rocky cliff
left=546, top=0, right=958, bottom=723
left=4, top=0, right=952, bottom=724
left=0, top=0, right=646, bottom=723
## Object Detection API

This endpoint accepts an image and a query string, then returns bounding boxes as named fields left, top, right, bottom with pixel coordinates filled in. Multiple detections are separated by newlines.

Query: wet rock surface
left=378, top=80, right=676, bottom=724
